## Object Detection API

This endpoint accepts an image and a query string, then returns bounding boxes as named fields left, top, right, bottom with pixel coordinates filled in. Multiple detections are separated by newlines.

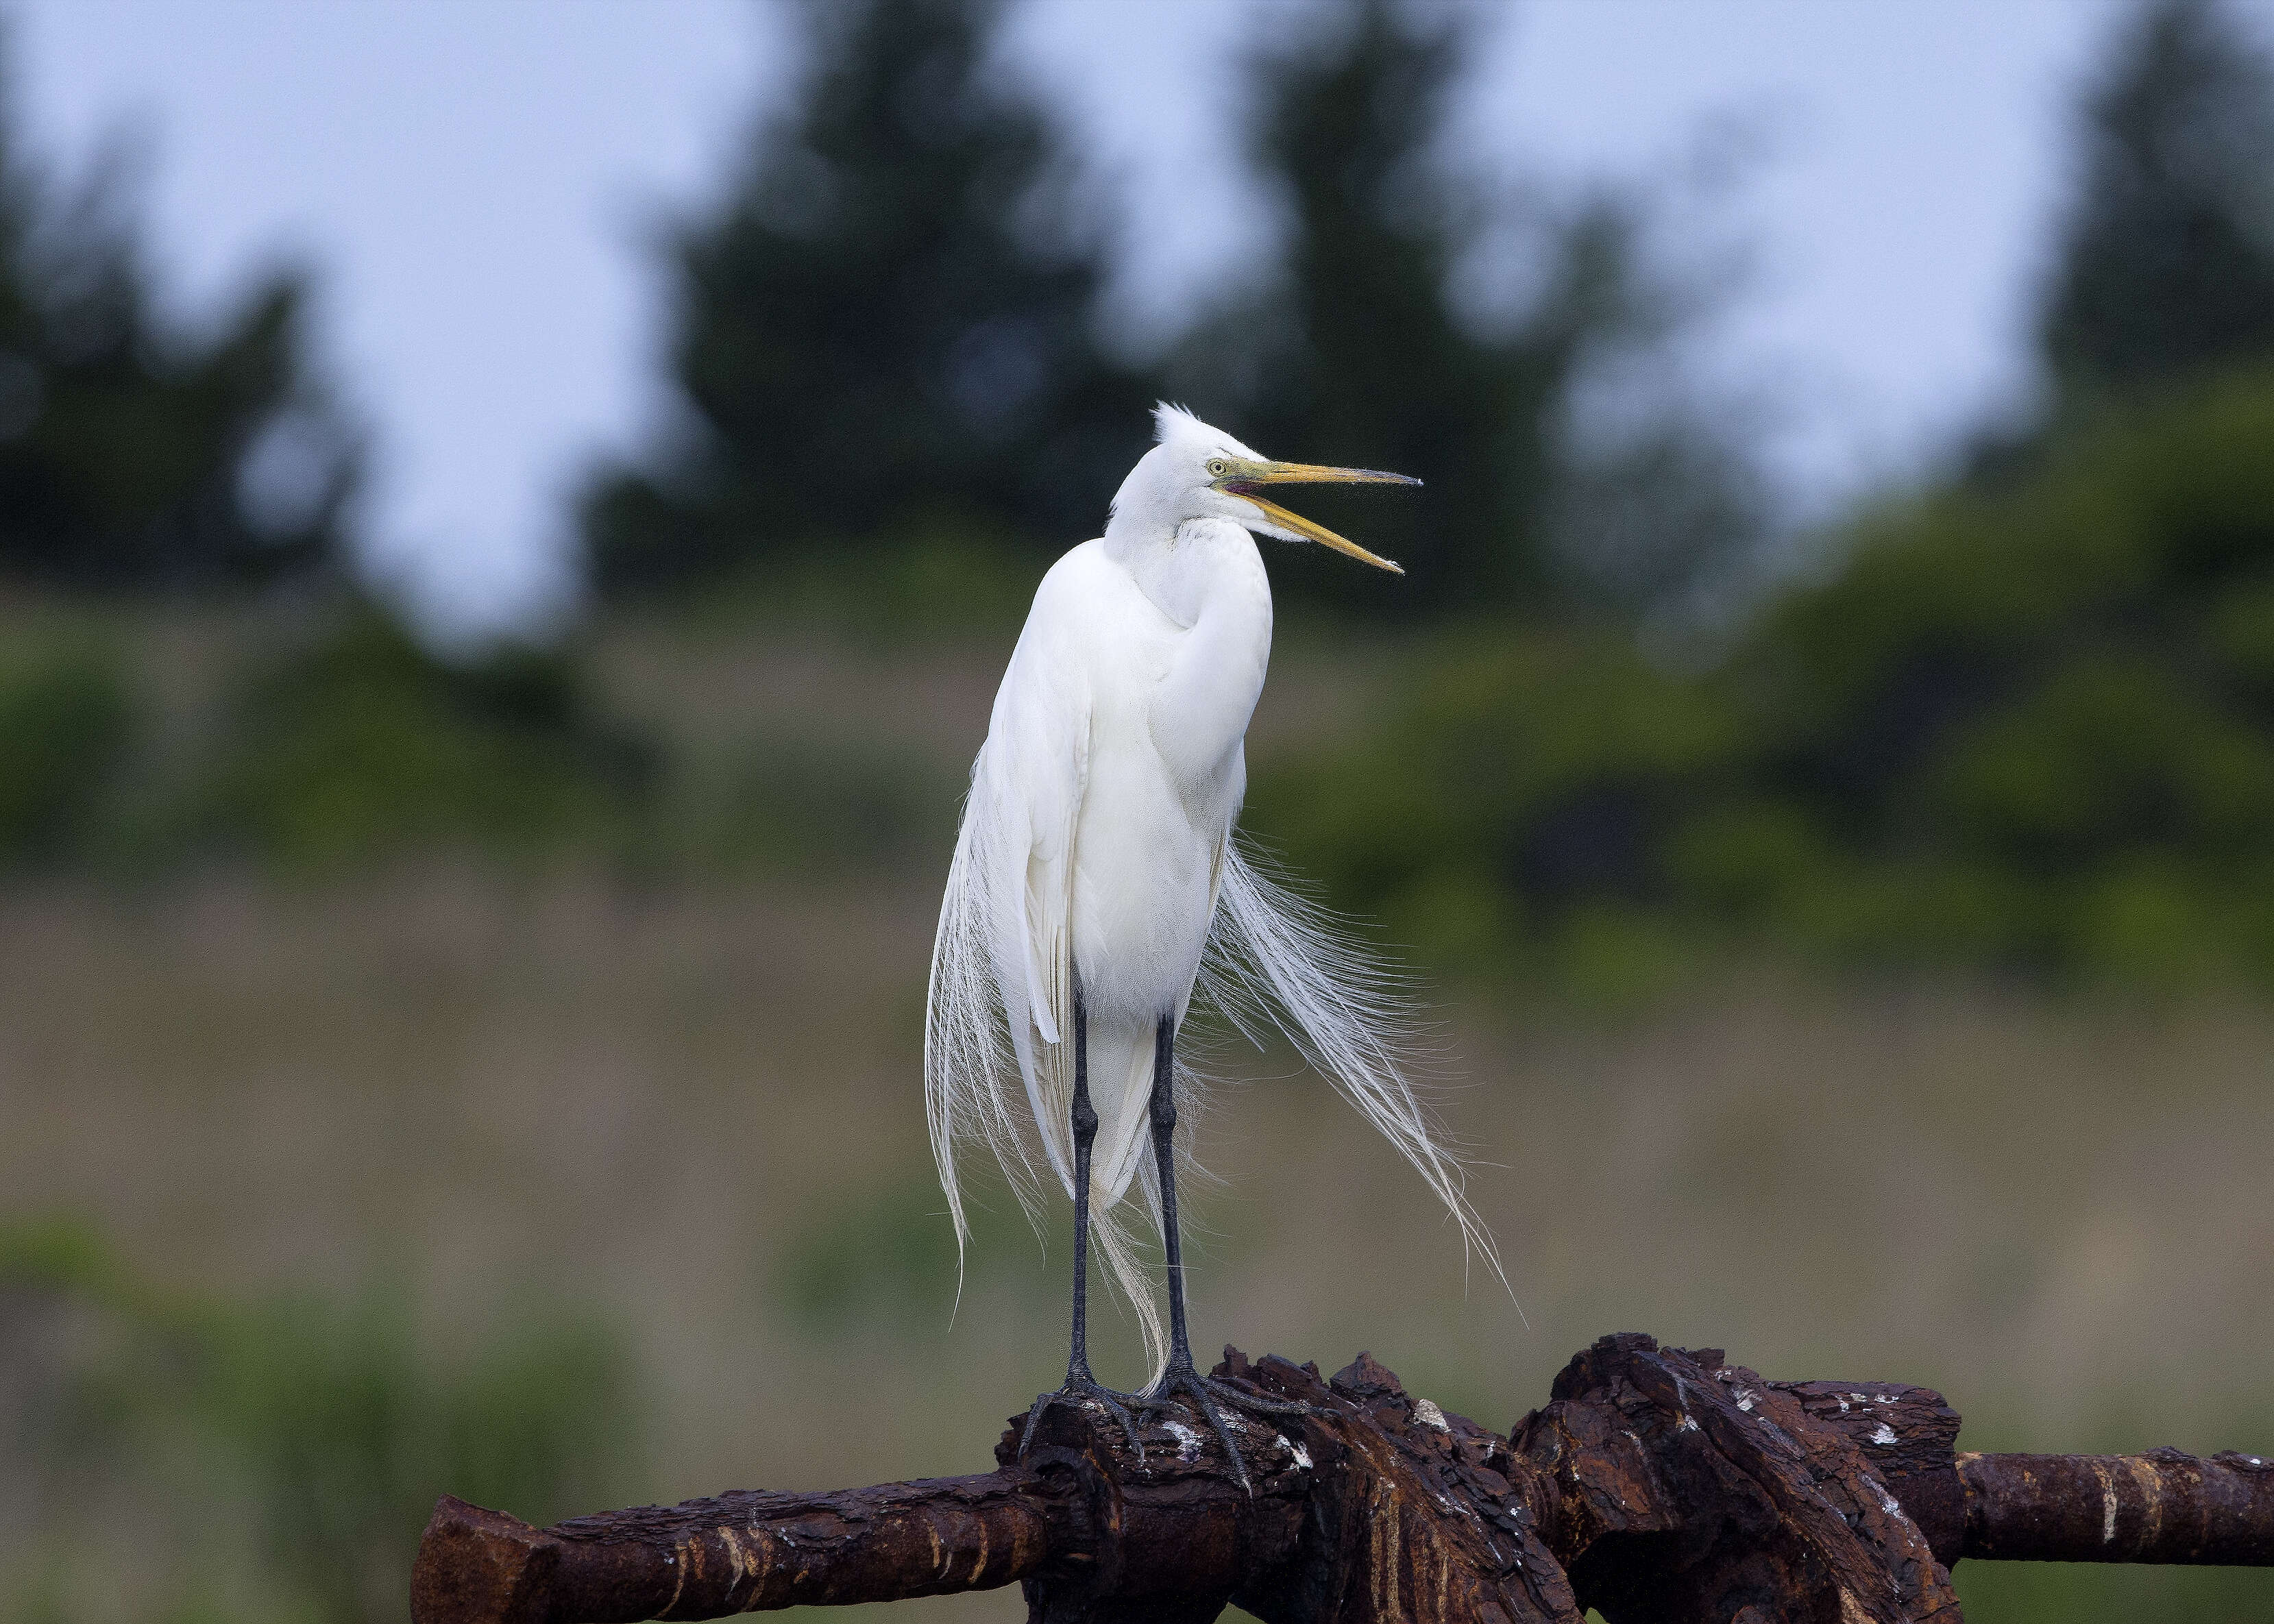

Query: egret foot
left=1019, top=1369, right=1145, bottom=1460
left=1136, top=1360, right=1311, bottom=1490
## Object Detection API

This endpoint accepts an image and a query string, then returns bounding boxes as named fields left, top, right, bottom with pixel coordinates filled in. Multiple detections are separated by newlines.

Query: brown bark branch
left=1961, top=1447, right=2274, bottom=1565
left=410, top=1335, right=2274, bottom=1624
left=410, top=1473, right=1056, bottom=1623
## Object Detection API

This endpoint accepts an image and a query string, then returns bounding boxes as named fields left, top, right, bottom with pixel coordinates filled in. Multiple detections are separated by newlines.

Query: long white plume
left=1201, top=844, right=1506, bottom=1294
left=926, top=787, right=1049, bottom=1240
left=926, top=824, right=1503, bottom=1377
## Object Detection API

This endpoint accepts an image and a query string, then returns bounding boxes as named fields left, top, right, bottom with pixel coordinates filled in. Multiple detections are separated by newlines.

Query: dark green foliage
left=0, top=37, right=356, bottom=591
left=1198, top=1, right=1537, bottom=615
left=1184, top=0, right=1763, bottom=621
left=583, top=0, right=1153, bottom=598
left=1248, top=630, right=1742, bottom=994
left=0, top=1220, right=633, bottom=1624
left=1727, top=367, right=2274, bottom=976
left=1251, top=368, right=2274, bottom=991
left=191, top=604, right=655, bottom=868
left=0, top=641, right=130, bottom=863
left=2041, top=0, right=2274, bottom=414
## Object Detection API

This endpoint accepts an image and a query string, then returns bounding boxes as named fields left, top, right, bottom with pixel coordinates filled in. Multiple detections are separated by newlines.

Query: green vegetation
left=1256, top=367, right=2274, bottom=995
left=2040, top=0, right=2274, bottom=416
left=0, top=594, right=991, bottom=882
left=1731, top=367, right=2274, bottom=980
left=21, top=361, right=2274, bottom=999
left=1485, top=0, right=2274, bottom=996
left=0, top=638, right=130, bottom=865
left=1179, top=0, right=1763, bottom=619
left=0, top=1221, right=634, bottom=1624
left=182, top=608, right=655, bottom=871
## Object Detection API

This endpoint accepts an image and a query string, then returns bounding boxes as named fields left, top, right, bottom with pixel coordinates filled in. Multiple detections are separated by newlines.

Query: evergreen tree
left=1187, top=1, right=1525, bottom=617
left=2042, top=0, right=2274, bottom=410
left=1186, top=0, right=1761, bottom=622
left=0, top=40, right=356, bottom=591
left=583, top=0, right=1151, bottom=598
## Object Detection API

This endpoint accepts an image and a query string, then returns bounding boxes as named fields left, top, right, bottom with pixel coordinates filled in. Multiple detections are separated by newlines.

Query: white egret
left=926, top=404, right=1498, bottom=1466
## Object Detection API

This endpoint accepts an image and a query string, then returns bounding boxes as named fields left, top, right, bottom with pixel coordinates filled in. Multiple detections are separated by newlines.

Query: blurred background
left=1, top=1, right=2271, bottom=1621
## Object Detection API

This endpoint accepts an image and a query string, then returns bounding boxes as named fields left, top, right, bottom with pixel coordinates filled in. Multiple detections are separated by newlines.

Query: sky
left=8, top=0, right=2236, bottom=636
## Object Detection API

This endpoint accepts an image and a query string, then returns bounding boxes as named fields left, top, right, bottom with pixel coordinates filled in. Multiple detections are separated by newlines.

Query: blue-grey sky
left=14, top=0, right=2242, bottom=634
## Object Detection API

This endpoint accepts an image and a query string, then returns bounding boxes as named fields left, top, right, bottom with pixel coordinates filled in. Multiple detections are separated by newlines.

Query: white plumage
left=926, top=404, right=1500, bottom=1382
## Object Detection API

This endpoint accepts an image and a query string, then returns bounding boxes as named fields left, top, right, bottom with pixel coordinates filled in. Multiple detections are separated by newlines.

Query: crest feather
left=1149, top=402, right=1261, bottom=460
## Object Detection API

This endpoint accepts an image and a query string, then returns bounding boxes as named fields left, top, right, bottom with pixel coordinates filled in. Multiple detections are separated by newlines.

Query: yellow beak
left=1219, top=460, right=1417, bottom=575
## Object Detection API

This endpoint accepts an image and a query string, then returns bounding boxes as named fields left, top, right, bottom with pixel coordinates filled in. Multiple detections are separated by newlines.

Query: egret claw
left=1020, top=1373, right=1145, bottom=1462
left=1137, top=1366, right=1312, bottom=1492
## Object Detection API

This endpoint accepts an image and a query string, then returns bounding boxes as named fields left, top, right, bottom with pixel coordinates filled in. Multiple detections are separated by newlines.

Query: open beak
left=1219, top=460, right=1418, bottom=574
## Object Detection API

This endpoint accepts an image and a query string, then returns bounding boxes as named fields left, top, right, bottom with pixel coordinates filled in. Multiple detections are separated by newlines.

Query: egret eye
left=1208, top=458, right=1228, bottom=478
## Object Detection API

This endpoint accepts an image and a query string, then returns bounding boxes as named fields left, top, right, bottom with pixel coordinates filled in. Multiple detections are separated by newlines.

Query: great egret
left=927, top=404, right=1497, bottom=1466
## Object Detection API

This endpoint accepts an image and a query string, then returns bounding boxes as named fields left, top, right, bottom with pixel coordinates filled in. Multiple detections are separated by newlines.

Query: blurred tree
left=1246, top=626, right=1740, bottom=995
left=1183, top=0, right=1522, bottom=615
left=0, top=35, right=358, bottom=591
left=1701, top=367, right=2274, bottom=985
left=1256, top=369, right=2274, bottom=992
left=2040, top=0, right=2274, bottom=415
left=190, top=602, right=656, bottom=870
left=1183, top=0, right=1764, bottom=622
left=583, top=0, right=1153, bottom=598
left=0, top=639, right=131, bottom=865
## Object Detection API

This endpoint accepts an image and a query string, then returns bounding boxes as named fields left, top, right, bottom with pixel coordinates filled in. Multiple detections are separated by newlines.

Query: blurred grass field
left=2, top=624, right=2269, bottom=1624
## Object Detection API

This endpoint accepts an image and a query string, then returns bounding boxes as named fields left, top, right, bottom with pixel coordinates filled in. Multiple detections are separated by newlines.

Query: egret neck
left=1107, top=513, right=1273, bottom=800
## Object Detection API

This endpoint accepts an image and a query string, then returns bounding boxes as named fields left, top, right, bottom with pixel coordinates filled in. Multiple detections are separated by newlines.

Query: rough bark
left=410, top=1475, right=1051, bottom=1623
left=1510, top=1335, right=1964, bottom=1624
left=1961, top=1447, right=2274, bottom=1565
left=411, top=1335, right=2274, bottom=1624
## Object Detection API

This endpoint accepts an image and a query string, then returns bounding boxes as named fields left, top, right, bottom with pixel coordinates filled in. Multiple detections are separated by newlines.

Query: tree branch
left=411, top=1335, right=2273, bottom=1624
left=1961, top=1447, right=2274, bottom=1565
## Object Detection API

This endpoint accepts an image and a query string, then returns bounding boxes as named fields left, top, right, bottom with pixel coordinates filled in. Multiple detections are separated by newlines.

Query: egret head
left=1106, top=404, right=1417, bottom=574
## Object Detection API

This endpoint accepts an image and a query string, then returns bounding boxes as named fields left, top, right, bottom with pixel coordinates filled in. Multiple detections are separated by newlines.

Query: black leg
left=1134, top=1013, right=1307, bottom=1490
left=1066, top=985, right=1101, bottom=1381
left=1020, top=979, right=1139, bottom=1457
left=1150, top=1015, right=1197, bottom=1371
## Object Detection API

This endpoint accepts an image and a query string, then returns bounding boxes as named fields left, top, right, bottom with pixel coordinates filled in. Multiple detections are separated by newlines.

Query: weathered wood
left=1771, top=1376, right=1965, bottom=1565
left=1003, top=1355, right=1310, bottom=1624
left=1961, top=1447, right=2274, bottom=1565
left=1217, top=1351, right=1580, bottom=1624
left=1000, top=1348, right=1578, bottom=1624
left=411, top=1475, right=1061, bottom=1622
left=409, top=1335, right=2274, bottom=1624
left=1511, top=1335, right=1963, bottom=1624
left=413, top=1498, right=564, bottom=1624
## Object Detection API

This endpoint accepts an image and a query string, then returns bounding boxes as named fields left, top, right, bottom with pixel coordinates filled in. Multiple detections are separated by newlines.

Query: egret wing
left=925, top=552, right=1095, bottom=1260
